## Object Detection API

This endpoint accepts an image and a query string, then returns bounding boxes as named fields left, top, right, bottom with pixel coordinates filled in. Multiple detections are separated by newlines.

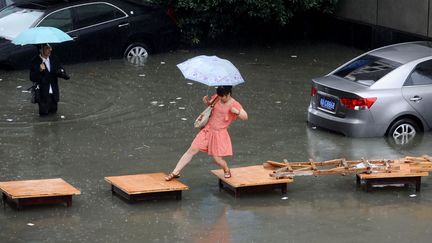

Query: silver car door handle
left=118, top=23, right=129, bottom=28
left=409, top=96, right=422, bottom=102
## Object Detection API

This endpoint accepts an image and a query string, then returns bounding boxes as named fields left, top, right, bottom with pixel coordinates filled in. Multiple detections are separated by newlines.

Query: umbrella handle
left=206, top=86, right=210, bottom=98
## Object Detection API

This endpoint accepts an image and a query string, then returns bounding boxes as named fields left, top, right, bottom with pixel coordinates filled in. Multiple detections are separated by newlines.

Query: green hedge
left=148, top=0, right=339, bottom=44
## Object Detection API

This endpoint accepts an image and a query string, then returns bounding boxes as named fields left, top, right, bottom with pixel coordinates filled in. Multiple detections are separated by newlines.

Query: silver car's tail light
left=340, top=97, right=377, bottom=110
left=311, top=86, right=317, bottom=96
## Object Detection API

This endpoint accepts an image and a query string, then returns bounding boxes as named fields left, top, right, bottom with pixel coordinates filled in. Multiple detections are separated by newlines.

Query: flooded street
left=1, top=41, right=432, bottom=242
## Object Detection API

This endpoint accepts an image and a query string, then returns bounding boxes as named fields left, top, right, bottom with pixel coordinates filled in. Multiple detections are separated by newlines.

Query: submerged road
left=0, top=41, right=431, bottom=242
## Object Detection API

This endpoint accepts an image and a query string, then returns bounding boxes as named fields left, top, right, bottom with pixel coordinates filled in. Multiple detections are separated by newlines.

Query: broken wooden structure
left=0, top=178, right=81, bottom=209
left=105, top=173, right=189, bottom=201
left=211, top=165, right=293, bottom=197
left=265, top=155, right=432, bottom=192
left=356, top=156, right=431, bottom=191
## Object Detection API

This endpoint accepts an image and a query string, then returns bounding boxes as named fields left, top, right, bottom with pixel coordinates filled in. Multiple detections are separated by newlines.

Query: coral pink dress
left=191, top=95, right=243, bottom=156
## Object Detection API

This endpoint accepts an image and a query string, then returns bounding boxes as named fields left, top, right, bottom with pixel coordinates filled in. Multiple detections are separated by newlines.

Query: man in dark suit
left=29, top=44, right=69, bottom=116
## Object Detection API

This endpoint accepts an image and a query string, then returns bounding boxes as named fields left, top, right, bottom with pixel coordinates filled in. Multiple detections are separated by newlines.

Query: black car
left=0, top=0, right=179, bottom=69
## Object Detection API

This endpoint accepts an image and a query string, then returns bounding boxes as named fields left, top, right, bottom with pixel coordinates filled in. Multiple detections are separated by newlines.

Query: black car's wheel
left=124, top=42, right=150, bottom=66
left=387, top=118, right=419, bottom=145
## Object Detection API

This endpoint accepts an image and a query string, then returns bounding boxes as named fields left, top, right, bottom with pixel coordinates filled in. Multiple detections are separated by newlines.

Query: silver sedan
left=307, top=41, right=432, bottom=144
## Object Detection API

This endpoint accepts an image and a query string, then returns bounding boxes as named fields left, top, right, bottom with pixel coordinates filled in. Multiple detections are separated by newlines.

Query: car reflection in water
left=305, top=125, right=431, bottom=162
left=125, top=53, right=148, bottom=67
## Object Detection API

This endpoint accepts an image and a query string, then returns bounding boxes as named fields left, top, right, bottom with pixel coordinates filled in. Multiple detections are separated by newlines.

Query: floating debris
left=281, top=196, right=289, bottom=200
left=291, top=55, right=297, bottom=58
left=150, top=101, right=158, bottom=105
left=312, top=126, right=317, bottom=129
left=158, top=104, right=165, bottom=107
left=275, top=101, right=281, bottom=104
left=6, top=119, right=13, bottom=122
left=169, top=101, right=176, bottom=104
left=61, top=115, right=65, bottom=119
left=161, top=61, right=165, bottom=64
left=27, top=223, right=34, bottom=226
left=181, top=118, right=187, bottom=121
left=22, top=90, right=30, bottom=93
left=187, top=82, right=193, bottom=85
left=409, top=194, right=417, bottom=198
left=178, top=107, right=186, bottom=110
left=139, top=74, right=145, bottom=77
left=176, top=97, right=182, bottom=100
left=268, top=155, right=432, bottom=182
left=16, top=86, right=22, bottom=89
left=135, top=145, right=150, bottom=150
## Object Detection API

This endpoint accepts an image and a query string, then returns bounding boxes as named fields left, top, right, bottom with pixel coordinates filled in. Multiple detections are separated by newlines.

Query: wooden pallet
left=266, top=155, right=432, bottom=192
left=267, top=155, right=432, bottom=178
left=211, top=165, right=293, bottom=197
left=0, top=178, right=80, bottom=209
left=104, top=173, right=189, bottom=201
left=356, top=162, right=428, bottom=191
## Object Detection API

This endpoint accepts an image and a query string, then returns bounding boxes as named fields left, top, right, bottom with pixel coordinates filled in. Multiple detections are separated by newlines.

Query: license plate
left=319, top=97, right=336, bottom=111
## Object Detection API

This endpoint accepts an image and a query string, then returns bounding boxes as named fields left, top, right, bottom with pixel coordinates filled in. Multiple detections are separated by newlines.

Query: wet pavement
left=1, top=41, right=432, bottom=242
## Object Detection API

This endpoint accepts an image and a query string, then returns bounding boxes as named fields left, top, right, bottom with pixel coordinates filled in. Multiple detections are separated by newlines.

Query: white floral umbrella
left=177, top=55, right=245, bottom=86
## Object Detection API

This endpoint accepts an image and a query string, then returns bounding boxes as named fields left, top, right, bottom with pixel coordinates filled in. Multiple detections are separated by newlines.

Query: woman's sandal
left=224, top=169, right=231, bottom=178
left=165, top=172, right=180, bottom=181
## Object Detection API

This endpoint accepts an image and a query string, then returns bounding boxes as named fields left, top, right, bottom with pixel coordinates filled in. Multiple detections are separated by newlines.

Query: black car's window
left=75, top=3, right=126, bottom=29
left=334, top=55, right=401, bottom=86
left=404, top=60, right=432, bottom=86
left=0, top=0, right=13, bottom=9
left=0, top=6, right=44, bottom=39
left=38, top=9, right=73, bottom=32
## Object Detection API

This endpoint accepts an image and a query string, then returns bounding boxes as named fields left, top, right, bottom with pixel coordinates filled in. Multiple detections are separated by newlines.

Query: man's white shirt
left=40, top=55, right=53, bottom=94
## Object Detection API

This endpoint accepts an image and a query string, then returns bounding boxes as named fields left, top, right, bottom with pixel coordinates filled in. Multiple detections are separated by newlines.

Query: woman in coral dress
left=165, top=86, right=248, bottom=181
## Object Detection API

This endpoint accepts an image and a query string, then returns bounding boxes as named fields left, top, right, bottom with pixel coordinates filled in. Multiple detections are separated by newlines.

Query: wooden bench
left=105, top=173, right=189, bottom=202
left=0, top=178, right=80, bottom=209
left=356, top=163, right=428, bottom=192
left=211, top=165, right=293, bottom=197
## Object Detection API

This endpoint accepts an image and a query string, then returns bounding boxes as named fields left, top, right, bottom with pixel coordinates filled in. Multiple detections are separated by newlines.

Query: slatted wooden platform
left=267, top=155, right=432, bottom=192
left=356, top=163, right=428, bottom=192
left=0, top=178, right=80, bottom=209
left=104, top=173, right=189, bottom=201
left=211, top=165, right=293, bottom=197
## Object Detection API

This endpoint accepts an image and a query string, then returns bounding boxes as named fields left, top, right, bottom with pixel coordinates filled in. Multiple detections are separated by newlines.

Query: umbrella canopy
left=177, top=55, right=245, bottom=86
left=12, top=27, right=73, bottom=46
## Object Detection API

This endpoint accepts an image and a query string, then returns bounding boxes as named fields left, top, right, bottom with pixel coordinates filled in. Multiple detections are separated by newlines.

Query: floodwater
left=1, top=41, right=432, bottom=242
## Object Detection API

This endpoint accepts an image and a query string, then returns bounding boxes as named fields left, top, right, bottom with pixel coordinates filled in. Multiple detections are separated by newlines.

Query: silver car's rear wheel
left=388, top=118, right=419, bottom=145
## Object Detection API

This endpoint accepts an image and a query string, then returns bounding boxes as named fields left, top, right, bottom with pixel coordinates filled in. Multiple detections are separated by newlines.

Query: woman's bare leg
left=172, top=147, right=200, bottom=175
left=213, top=156, right=229, bottom=172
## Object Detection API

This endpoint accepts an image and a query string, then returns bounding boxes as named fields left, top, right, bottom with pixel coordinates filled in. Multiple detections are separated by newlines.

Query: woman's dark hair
left=216, top=86, right=232, bottom=96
